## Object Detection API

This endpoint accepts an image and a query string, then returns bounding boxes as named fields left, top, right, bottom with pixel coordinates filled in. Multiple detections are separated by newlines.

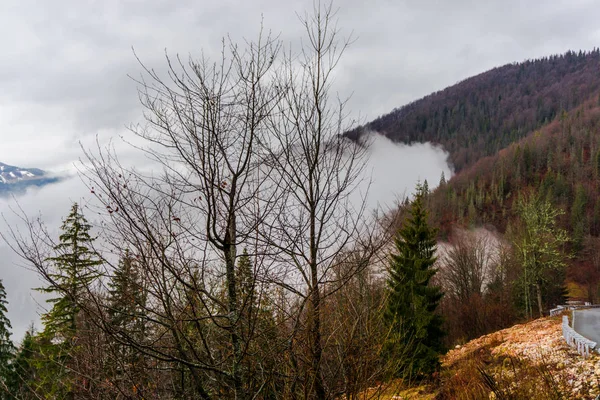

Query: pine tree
left=383, top=184, right=444, bottom=379
left=106, top=250, right=148, bottom=392
left=0, top=280, right=15, bottom=398
left=5, top=326, right=37, bottom=399
left=36, top=203, right=102, bottom=398
left=41, top=203, right=102, bottom=339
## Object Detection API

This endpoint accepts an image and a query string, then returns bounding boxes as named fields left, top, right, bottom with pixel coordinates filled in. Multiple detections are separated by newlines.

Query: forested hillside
left=348, top=49, right=600, bottom=171
left=347, top=50, right=600, bottom=350
left=429, top=94, right=600, bottom=291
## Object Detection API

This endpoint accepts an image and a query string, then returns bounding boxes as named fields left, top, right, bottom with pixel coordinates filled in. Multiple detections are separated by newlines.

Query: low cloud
left=1, top=134, right=452, bottom=342
left=359, top=132, right=452, bottom=213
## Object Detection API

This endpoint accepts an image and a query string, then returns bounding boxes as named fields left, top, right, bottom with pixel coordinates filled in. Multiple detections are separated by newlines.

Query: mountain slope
left=0, top=162, right=60, bottom=196
left=363, top=317, right=598, bottom=399
left=438, top=316, right=599, bottom=399
left=348, top=49, right=600, bottom=172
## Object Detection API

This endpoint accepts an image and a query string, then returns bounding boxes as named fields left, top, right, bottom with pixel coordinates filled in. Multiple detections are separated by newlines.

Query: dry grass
left=353, top=380, right=435, bottom=400
left=358, top=317, right=600, bottom=399
left=438, top=316, right=600, bottom=399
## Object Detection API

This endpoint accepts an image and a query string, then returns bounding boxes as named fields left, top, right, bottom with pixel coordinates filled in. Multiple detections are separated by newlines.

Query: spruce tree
left=37, top=203, right=102, bottom=398
left=384, top=184, right=444, bottom=379
left=41, top=203, right=102, bottom=339
left=0, top=279, right=15, bottom=398
left=106, top=250, right=147, bottom=391
left=108, top=250, right=146, bottom=333
left=5, top=326, right=37, bottom=399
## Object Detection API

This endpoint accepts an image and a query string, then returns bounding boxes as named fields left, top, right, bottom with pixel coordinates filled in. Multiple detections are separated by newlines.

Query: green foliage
left=235, top=249, right=284, bottom=397
left=106, top=250, right=148, bottom=391
left=35, top=203, right=102, bottom=399
left=5, top=327, right=37, bottom=399
left=41, top=203, right=102, bottom=339
left=108, top=250, right=146, bottom=334
left=0, top=280, right=15, bottom=399
left=513, top=195, right=569, bottom=318
left=384, top=184, right=445, bottom=379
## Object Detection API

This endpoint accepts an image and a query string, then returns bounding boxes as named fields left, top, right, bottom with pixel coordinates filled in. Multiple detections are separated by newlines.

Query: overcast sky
left=0, top=0, right=599, bottom=340
left=1, top=0, right=599, bottom=170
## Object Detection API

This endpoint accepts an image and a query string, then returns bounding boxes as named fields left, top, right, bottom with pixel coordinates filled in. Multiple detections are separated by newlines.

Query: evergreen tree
left=234, top=249, right=283, bottom=397
left=384, top=184, right=444, bottom=379
left=41, top=203, right=101, bottom=339
left=106, top=250, right=148, bottom=392
left=36, top=203, right=102, bottom=398
left=0, top=280, right=15, bottom=398
left=237, top=248, right=255, bottom=305
left=439, top=171, right=446, bottom=187
left=5, top=326, right=37, bottom=399
left=108, top=250, right=146, bottom=333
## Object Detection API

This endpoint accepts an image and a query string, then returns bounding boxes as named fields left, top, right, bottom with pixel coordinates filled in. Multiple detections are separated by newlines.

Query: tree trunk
left=225, top=214, right=243, bottom=399
left=535, top=282, right=544, bottom=318
left=310, top=273, right=325, bottom=400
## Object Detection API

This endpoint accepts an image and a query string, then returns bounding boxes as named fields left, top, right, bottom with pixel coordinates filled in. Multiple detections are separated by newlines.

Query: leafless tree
left=6, top=24, right=286, bottom=399
left=258, top=4, right=382, bottom=398
left=437, top=228, right=507, bottom=342
left=3, top=4, right=391, bottom=399
left=439, top=229, right=497, bottom=302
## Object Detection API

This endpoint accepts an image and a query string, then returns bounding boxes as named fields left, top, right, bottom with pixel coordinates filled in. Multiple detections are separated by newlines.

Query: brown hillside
left=439, top=316, right=600, bottom=399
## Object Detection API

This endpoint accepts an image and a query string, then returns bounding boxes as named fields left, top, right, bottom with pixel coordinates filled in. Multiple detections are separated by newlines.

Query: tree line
left=348, top=48, right=600, bottom=172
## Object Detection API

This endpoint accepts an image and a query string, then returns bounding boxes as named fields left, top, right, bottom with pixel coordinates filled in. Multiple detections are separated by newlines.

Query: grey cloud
left=2, top=0, right=600, bottom=164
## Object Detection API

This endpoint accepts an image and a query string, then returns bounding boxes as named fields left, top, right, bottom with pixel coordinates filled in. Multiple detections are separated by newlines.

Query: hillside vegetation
left=352, top=50, right=600, bottom=348
left=363, top=316, right=600, bottom=399
left=349, top=49, right=600, bottom=172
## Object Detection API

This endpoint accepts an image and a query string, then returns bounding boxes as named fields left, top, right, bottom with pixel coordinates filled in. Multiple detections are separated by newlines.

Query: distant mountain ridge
left=0, top=161, right=60, bottom=196
left=348, top=49, right=600, bottom=172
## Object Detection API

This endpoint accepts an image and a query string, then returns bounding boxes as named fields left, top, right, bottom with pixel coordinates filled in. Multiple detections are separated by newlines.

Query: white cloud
left=359, top=133, right=451, bottom=213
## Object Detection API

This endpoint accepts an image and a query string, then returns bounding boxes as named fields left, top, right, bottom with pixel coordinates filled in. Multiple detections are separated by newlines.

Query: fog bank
left=0, top=134, right=451, bottom=342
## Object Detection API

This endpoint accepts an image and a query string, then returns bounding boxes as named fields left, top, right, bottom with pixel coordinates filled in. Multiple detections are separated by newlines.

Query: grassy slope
left=362, top=316, right=600, bottom=399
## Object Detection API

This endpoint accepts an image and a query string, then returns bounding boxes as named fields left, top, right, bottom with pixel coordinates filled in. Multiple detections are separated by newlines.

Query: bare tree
left=6, top=26, right=285, bottom=399
left=90, top=28, right=285, bottom=398
left=436, top=229, right=499, bottom=342
left=260, top=4, right=377, bottom=398
left=4, top=5, right=388, bottom=399
left=439, top=229, right=497, bottom=303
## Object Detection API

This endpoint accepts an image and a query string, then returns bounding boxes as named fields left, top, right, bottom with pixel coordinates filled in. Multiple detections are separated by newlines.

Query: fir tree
left=0, top=279, right=15, bottom=398
left=36, top=203, right=102, bottom=398
left=439, top=171, right=446, bottom=187
left=5, top=326, right=37, bottom=399
left=108, top=250, right=146, bottom=333
left=383, top=184, right=444, bottom=379
left=106, top=250, right=148, bottom=392
left=237, top=248, right=255, bottom=309
left=41, top=203, right=102, bottom=339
